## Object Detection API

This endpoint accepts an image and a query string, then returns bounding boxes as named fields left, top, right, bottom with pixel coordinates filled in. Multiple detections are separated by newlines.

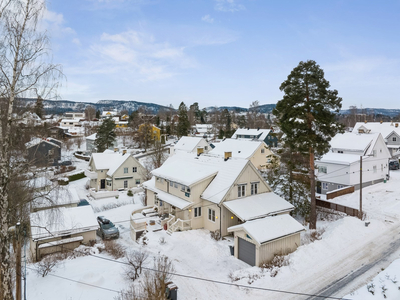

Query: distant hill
left=339, top=108, right=400, bottom=118
left=205, top=103, right=277, bottom=114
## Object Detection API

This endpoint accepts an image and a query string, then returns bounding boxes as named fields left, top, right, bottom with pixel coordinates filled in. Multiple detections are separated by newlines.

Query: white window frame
left=208, top=208, right=215, bottom=222
left=337, top=185, right=344, bottom=189
left=322, top=182, right=328, bottom=190
left=135, top=179, right=140, bottom=184
left=393, top=137, right=397, bottom=142
left=251, top=182, right=258, bottom=195
left=181, top=185, right=185, bottom=192
left=124, top=167, right=128, bottom=174
left=132, top=167, right=137, bottom=173
left=373, top=165, right=377, bottom=173
left=237, top=184, right=246, bottom=197
left=170, top=181, right=173, bottom=187
left=318, top=166, right=327, bottom=173
left=174, top=182, right=178, bottom=188
left=194, top=207, right=202, bottom=218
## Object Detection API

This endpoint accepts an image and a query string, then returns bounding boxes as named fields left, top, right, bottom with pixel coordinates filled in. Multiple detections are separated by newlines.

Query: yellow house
left=138, top=123, right=161, bottom=141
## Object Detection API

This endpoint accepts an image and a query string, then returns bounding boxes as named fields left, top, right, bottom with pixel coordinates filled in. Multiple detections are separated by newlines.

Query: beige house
left=30, top=206, right=97, bottom=261
left=208, top=138, right=275, bottom=171
left=170, top=136, right=210, bottom=156
left=141, top=152, right=303, bottom=265
left=85, top=152, right=145, bottom=191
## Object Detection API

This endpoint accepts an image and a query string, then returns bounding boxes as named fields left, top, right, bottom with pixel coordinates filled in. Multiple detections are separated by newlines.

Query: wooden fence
left=326, top=186, right=355, bottom=200
left=316, top=199, right=360, bottom=217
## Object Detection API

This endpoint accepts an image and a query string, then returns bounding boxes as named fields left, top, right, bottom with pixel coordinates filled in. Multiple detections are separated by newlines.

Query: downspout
left=218, top=204, right=222, bottom=240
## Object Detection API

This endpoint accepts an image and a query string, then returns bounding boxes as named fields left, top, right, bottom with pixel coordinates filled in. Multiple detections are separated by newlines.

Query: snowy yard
left=25, top=154, right=400, bottom=299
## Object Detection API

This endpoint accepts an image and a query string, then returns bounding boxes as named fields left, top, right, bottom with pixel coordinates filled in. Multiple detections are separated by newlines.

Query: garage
left=228, top=214, right=305, bottom=266
left=238, top=237, right=256, bottom=266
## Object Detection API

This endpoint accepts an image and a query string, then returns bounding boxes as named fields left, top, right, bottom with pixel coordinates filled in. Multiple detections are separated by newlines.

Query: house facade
left=170, top=136, right=210, bottom=156
left=86, top=153, right=145, bottom=191
left=138, top=123, right=161, bottom=142
left=231, top=128, right=278, bottom=147
left=208, top=139, right=275, bottom=171
left=316, top=132, right=391, bottom=194
left=141, top=152, right=303, bottom=265
left=352, top=122, right=400, bottom=157
left=25, top=138, right=62, bottom=167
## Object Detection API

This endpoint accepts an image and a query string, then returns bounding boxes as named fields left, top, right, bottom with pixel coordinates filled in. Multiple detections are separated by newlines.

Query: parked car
left=389, top=160, right=400, bottom=170
left=77, top=199, right=90, bottom=207
left=60, top=160, right=72, bottom=166
left=97, top=216, right=119, bottom=239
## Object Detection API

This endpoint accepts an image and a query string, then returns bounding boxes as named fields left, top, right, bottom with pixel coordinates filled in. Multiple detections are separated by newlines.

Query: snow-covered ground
left=25, top=144, right=400, bottom=300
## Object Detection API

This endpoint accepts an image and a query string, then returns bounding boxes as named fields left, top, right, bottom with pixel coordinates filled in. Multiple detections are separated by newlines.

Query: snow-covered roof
left=174, top=136, right=207, bottom=153
left=143, top=177, right=193, bottom=210
left=30, top=206, right=98, bottom=241
left=330, top=132, right=380, bottom=155
left=90, top=153, right=132, bottom=176
left=232, top=128, right=271, bottom=141
left=223, top=193, right=294, bottom=221
left=228, top=215, right=305, bottom=245
left=208, top=139, right=264, bottom=159
left=317, top=152, right=362, bottom=165
left=32, top=186, right=81, bottom=210
left=150, top=152, right=250, bottom=204
left=86, top=133, right=97, bottom=141
left=352, top=122, right=400, bottom=138
left=27, top=177, right=52, bottom=189
left=61, top=118, right=82, bottom=123
left=25, top=137, right=60, bottom=149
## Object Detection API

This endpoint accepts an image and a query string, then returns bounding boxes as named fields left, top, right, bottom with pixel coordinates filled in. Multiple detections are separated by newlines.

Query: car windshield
left=101, top=222, right=115, bottom=230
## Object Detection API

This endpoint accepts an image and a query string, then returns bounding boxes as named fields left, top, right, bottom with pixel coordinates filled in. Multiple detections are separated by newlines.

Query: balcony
left=84, top=169, right=98, bottom=179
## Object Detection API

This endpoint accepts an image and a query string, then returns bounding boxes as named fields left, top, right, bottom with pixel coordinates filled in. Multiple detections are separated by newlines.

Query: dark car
left=77, top=199, right=90, bottom=207
left=60, top=160, right=72, bottom=166
left=389, top=161, right=400, bottom=170
left=97, top=216, right=119, bottom=239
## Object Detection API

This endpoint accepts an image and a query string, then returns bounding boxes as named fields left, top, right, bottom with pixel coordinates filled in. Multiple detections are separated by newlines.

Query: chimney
left=122, top=149, right=127, bottom=155
left=197, top=147, right=204, bottom=156
left=257, top=127, right=260, bottom=131
left=364, top=120, right=367, bottom=123
left=114, top=147, right=118, bottom=152
left=380, top=120, right=383, bottom=124
left=224, top=151, right=232, bottom=161
left=396, top=123, right=399, bottom=128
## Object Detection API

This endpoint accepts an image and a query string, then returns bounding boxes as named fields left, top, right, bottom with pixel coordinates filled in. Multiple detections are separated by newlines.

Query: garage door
left=238, top=237, right=256, bottom=266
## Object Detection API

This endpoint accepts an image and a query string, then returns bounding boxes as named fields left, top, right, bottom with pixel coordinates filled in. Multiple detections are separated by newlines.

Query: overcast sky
left=46, top=0, right=400, bottom=109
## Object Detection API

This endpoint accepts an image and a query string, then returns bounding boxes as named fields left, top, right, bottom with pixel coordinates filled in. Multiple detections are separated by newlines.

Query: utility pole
left=359, top=156, right=363, bottom=220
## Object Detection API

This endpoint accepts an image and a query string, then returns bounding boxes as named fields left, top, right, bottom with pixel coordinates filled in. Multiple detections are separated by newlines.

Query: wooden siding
left=258, top=233, right=300, bottom=266
left=221, top=206, right=241, bottom=236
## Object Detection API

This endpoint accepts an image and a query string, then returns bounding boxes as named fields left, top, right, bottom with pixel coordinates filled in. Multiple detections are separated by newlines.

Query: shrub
left=127, top=190, right=133, bottom=197
left=103, top=240, right=125, bottom=259
left=124, top=249, right=149, bottom=281
left=34, top=254, right=63, bottom=277
left=68, top=171, right=85, bottom=182
left=260, top=253, right=290, bottom=277
left=159, top=237, right=166, bottom=245
left=210, top=229, right=221, bottom=241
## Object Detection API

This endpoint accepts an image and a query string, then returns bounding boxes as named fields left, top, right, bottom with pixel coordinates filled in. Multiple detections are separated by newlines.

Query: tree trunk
left=15, top=239, right=21, bottom=300
left=309, top=147, right=316, bottom=229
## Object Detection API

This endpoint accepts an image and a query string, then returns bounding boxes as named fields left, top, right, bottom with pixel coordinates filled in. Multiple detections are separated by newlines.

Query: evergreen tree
left=96, top=110, right=101, bottom=119
left=34, top=96, right=44, bottom=118
left=95, top=117, right=116, bottom=152
left=273, top=60, right=344, bottom=229
left=177, top=102, right=190, bottom=137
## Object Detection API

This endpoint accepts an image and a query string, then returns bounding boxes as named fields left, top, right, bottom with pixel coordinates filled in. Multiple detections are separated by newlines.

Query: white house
left=170, top=136, right=210, bottom=156
left=352, top=122, right=400, bottom=157
left=208, top=138, right=275, bottom=171
left=86, top=152, right=145, bottom=192
left=60, top=118, right=82, bottom=128
left=64, top=112, right=85, bottom=119
left=30, top=206, right=98, bottom=261
left=231, top=128, right=278, bottom=147
left=140, top=152, right=304, bottom=266
left=316, top=132, right=391, bottom=194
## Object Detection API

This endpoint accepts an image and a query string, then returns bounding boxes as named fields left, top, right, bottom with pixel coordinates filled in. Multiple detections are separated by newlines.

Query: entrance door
left=238, top=237, right=256, bottom=266
left=100, top=179, right=105, bottom=189
left=316, top=181, right=321, bottom=194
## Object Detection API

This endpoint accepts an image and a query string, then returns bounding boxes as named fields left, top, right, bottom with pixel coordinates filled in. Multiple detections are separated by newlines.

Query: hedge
left=68, top=171, right=86, bottom=182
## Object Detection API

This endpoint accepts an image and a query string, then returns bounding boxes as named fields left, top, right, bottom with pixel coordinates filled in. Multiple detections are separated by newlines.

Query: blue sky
left=45, top=0, right=400, bottom=109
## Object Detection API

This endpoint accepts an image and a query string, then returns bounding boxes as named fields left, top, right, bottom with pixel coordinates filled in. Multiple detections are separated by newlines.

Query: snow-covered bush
left=260, top=253, right=290, bottom=277
left=34, top=254, right=63, bottom=277
left=103, top=240, right=125, bottom=259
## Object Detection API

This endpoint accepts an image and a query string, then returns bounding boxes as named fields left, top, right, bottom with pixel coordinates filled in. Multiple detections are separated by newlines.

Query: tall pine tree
left=273, top=60, right=343, bottom=229
left=177, top=102, right=190, bottom=137
left=95, top=117, right=116, bottom=152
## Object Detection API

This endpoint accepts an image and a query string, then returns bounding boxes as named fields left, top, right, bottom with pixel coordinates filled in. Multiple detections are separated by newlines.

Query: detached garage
left=228, top=214, right=304, bottom=266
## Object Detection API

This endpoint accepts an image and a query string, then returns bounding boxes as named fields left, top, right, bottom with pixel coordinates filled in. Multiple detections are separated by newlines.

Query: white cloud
left=214, top=0, right=245, bottom=12
left=201, top=14, right=214, bottom=23
left=42, top=9, right=76, bottom=37
left=87, top=30, right=197, bottom=81
left=72, top=38, right=81, bottom=45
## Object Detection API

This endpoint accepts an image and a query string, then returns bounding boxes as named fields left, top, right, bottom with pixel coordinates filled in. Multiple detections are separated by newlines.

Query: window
left=393, top=137, right=397, bottom=142
left=135, top=179, right=140, bottom=184
left=337, top=185, right=344, bottom=189
left=318, top=166, right=327, bottom=173
left=194, top=207, right=202, bottom=217
left=181, top=185, right=185, bottom=192
left=322, top=182, right=328, bottom=190
left=373, top=150, right=377, bottom=157
left=124, top=167, right=128, bottom=174
left=174, top=182, right=178, bottom=188
left=156, top=177, right=160, bottom=182
left=186, top=187, right=191, bottom=193
left=159, top=200, right=163, bottom=206
left=237, top=184, right=246, bottom=197
left=381, top=164, right=384, bottom=171
left=48, top=149, right=54, bottom=156
left=204, top=146, right=208, bottom=150
left=251, top=183, right=258, bottom=195
left=208, top=209, right=215, bottom=222
left=107, top=181, right=112, bottom=187
left=338, top=151, right=343, bottom=154
left=170, top=181, right=173, bottom=187
left=132, top=167, right=137, bottom=173
left=261, top=148, right=265, bottom=154
left=124, top=180, right=128, bottom=188
left=373, top=165, right=377, bottom=173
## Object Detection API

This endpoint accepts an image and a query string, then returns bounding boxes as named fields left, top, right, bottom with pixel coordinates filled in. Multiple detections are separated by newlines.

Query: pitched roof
left=25, top=137, right=61, bottom=149
left=317, top=152, right=362, bottom=165
left=352, top=122, right=400, bottom=138
left=86, top=133, right=97, bottom=141
left=223, top=193, right=294, bottom=221
left=228, top=214, right=304, bottom=245
left=232, top=128, right=271, bottom=141
left=30, top=206, right=97, bottom=240
left=90, top=153, right=132, bottom=176
left=174, top=136, right=206, bottom=152
left=208, top=138, right=263, bottom=159
left=330, top=132, right=380, bottom=155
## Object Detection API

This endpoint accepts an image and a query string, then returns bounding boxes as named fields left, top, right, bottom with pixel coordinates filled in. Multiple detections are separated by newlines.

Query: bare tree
left=84, top=105, right=96, bottom=121
left=124, top=249, right=149, bottom=281
left=0, top=1, right=62, bottom=299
